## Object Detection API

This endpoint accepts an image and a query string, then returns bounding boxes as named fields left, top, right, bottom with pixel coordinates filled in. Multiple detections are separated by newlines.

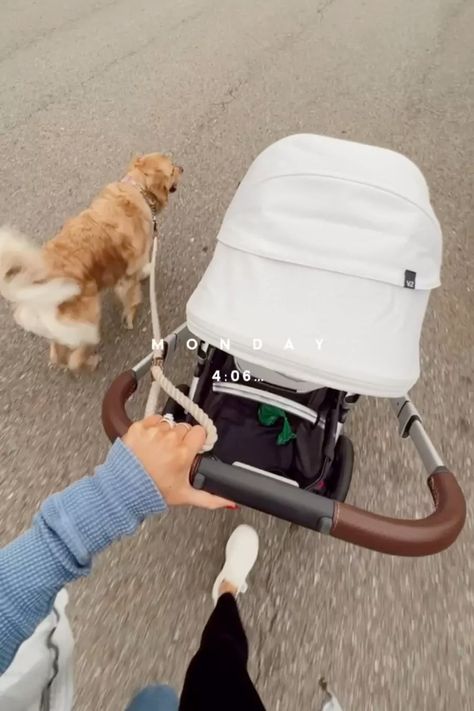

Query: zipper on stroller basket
left=211, top=382, right=318, bottom=424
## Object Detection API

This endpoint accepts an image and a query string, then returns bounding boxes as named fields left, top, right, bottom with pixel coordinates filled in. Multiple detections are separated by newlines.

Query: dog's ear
left=129, top=154, right=145, bottom=170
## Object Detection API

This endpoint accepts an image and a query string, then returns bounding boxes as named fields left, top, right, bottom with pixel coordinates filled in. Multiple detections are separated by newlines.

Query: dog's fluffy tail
left=0, top=226, right=80, bottom=305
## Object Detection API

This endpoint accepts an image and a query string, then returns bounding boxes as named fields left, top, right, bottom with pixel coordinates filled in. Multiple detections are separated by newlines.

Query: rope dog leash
left=144, top=230, right=218, bottom=452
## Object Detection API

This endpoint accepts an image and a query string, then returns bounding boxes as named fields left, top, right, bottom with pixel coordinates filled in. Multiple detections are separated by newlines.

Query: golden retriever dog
left=0, top=153, right=183, bottom=371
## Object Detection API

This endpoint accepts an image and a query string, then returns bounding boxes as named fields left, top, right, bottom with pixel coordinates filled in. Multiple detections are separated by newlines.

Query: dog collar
left=120, top=175, right=158, bottom=233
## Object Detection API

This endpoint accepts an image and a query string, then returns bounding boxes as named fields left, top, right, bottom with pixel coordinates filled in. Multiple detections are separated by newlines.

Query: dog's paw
left=50, top=342, right=73, bottom=367
left=122, top=312, right=135, bottom=330
left=48, top=356, right=67, bottom=370
left=86, top=353, right=101, bottom=371
left=66, top=347, right=100, bottom=373
left=48, top=360, right=68, bottom=371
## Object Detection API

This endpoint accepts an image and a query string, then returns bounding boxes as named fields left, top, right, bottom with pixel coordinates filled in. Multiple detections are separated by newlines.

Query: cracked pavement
left=0, top=1, right=473, bottom=709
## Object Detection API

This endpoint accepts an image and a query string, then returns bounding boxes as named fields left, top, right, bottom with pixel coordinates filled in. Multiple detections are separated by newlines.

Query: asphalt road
left=0, top=1, right=473, bottom=709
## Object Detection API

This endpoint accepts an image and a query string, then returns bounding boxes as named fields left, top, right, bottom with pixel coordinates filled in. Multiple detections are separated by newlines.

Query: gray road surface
left=0, top=1, right=473, bottom=709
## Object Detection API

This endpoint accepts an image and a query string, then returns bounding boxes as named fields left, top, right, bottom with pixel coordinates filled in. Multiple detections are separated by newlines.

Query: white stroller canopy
left=187, top=134, right=442, bottom=397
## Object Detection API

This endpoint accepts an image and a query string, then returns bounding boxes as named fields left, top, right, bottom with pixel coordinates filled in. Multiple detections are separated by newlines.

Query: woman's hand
left=122, top=415, right=235, bottom=509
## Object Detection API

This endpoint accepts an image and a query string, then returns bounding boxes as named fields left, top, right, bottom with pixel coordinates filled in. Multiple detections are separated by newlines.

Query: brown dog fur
left=0, top=153, right=182, bottom=372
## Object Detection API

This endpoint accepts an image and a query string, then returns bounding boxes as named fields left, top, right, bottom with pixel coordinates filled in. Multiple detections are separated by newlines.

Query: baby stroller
left=102, top=134, right=466, bottom=557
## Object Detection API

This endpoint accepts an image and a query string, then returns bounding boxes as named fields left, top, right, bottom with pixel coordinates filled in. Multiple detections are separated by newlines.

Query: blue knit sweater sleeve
left=0, top=438, right=167, bottom=673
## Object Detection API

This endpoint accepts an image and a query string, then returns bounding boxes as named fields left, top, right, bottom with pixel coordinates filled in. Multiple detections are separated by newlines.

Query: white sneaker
left=212, top=525, right=259, bottom=606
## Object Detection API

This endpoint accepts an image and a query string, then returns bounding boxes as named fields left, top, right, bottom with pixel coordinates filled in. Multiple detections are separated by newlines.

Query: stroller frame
left=102, top=322, right=466, bottom=557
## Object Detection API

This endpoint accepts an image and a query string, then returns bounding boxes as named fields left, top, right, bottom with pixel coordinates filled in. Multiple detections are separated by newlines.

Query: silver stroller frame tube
left=391, top=397, right=444, bottom=473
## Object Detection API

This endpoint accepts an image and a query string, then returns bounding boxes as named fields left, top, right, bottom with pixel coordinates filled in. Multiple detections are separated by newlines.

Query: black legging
left=179, top=593, right=266, bottom=710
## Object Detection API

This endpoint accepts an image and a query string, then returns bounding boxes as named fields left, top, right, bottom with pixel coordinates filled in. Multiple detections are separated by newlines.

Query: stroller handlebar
left=191, top=456, right=335, bottom=533
left=192, top=458, right=466, bottom=556
left=102, top=369, right=136, bottom=442
left=330, top=467, right=465, bottom=555
left=102, top=368, right=466, bottom=557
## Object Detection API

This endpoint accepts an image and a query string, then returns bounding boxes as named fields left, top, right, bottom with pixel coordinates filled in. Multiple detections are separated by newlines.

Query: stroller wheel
left=162, top=384, right=190, bottom=421
left=326, top=434, right=354, bottom=502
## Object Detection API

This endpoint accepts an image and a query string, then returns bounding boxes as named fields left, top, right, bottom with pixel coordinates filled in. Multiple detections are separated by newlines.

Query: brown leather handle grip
left=102, top=370, right=138, bottom=442
left=331, top=468, right=466, bottom=556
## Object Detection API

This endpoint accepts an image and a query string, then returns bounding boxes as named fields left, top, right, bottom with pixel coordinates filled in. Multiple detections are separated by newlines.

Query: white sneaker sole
left=212, top=524, right=259, bottom=606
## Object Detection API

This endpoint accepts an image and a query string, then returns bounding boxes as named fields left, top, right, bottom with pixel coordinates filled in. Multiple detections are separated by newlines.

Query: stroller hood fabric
left=187, top=134, right=442, bottom=397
